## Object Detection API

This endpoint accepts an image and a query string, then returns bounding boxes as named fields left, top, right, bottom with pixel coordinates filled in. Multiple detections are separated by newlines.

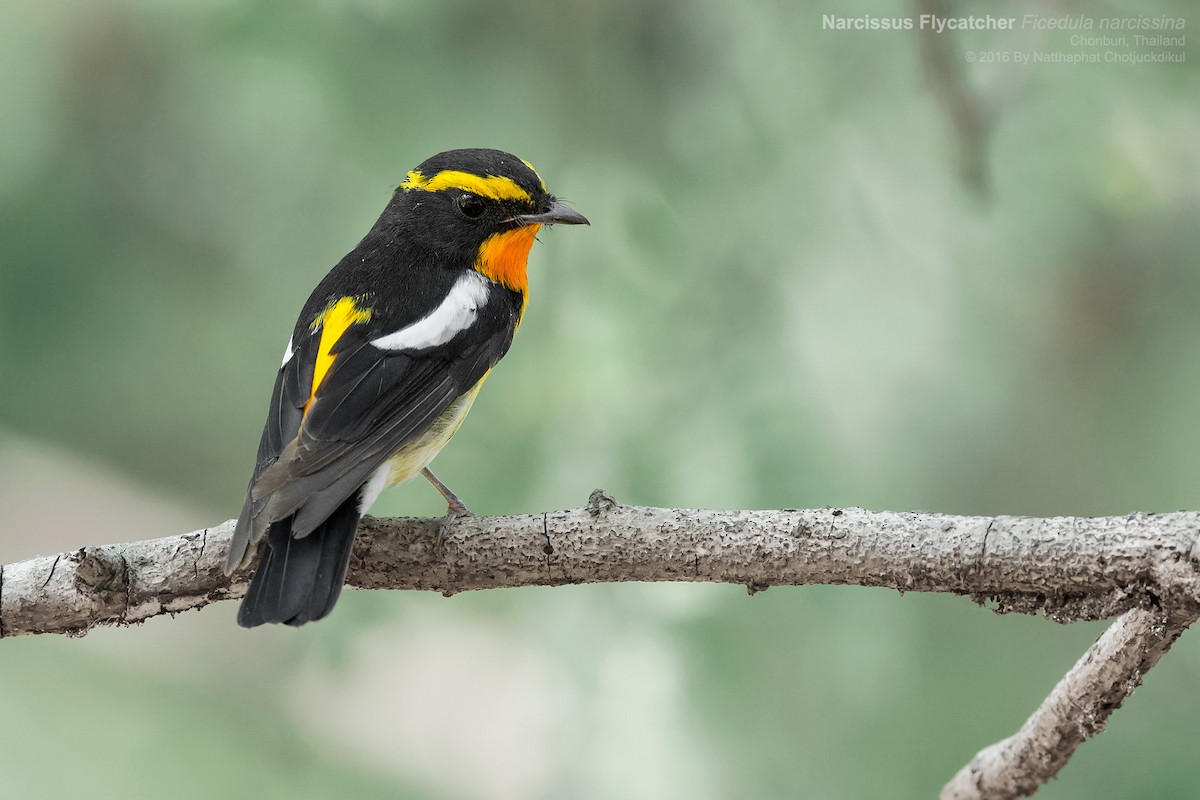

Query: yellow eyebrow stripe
left=522, top=160, right=547, bottom=192
left=305, top=296, right=372, bottom=414
left=402, top=169, right=532, bottom=202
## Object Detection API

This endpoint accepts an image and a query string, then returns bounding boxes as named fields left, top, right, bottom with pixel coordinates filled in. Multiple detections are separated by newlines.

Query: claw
left=434, top=509, right=462, bottom=560
left=423, top=468, right=473, bottom=559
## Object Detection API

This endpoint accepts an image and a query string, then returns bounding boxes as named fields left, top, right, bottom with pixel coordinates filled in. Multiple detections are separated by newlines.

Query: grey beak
left=513, top=199, right=589, bottom=227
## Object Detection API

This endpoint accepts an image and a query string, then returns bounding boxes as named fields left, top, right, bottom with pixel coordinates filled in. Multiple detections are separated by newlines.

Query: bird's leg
left=422, top=467, right=471, bottom=517
left=423, top=467, right=470, bottom=558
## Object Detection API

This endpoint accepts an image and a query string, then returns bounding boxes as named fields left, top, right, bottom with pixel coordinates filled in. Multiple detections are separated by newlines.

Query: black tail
left=237, top=493, right=361, bottom=628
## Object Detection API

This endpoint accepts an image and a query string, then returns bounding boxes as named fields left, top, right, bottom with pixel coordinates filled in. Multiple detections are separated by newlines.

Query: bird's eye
left=457, top=193, right=486, bottom=219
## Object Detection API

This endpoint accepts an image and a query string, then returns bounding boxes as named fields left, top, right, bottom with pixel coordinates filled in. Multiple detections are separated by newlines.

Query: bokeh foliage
left=2, top=0, right=1198, bottom=797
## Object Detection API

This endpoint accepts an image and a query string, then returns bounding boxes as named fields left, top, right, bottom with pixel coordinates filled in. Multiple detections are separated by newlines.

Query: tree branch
left=3, top=492, right=1199, bottom=796
left=942, top=606, right=1199, bottom=799
left=914, top=0, right=991, bottom=193
left=5, top=493, right=1200, bottom=635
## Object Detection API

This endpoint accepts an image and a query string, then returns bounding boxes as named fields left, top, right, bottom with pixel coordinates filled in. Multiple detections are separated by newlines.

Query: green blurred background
left=2, top=0, right=1198, bottom=797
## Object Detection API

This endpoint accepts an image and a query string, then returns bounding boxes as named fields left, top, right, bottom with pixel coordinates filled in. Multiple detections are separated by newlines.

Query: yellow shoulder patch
left=402, top=169, right=532, bottom=203
left=305, top=296, right=372, bottom=413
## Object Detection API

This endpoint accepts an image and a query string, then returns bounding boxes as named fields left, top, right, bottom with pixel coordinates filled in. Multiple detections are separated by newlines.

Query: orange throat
left=475, top=224, right=540, bottom=295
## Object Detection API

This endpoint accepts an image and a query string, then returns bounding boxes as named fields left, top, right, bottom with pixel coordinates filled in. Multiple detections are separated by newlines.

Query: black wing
left=226, top=283, right=517, bottom=572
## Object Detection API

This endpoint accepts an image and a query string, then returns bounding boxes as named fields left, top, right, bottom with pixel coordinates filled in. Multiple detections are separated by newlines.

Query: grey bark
left=942, top=606, right=1197, bottom=799
left=3, top=491, right=1199, bottom=797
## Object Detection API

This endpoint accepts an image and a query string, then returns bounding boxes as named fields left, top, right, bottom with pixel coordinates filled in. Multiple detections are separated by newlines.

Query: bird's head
left=391, top=148, right=588, bottom=294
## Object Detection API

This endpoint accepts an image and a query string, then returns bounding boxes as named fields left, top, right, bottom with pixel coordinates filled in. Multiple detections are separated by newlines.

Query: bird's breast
left=384, top=377, right=487, bottom=486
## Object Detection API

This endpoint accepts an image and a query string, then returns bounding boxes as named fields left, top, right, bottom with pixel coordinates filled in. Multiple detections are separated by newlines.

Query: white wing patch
left=281, top=336, right=295, bottom=368
left=370, top=271, right=491, bottom=352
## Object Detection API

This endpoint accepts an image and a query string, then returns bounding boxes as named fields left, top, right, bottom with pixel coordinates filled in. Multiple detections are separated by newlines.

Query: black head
left=409, top=149, right=548, bottom=207
left=384, top=148, right=587, bottom=291
left=401, top=147, right=586, bottom=232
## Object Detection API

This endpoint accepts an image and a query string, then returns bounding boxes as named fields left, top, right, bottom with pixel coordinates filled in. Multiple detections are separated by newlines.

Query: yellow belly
left=384, top=380, right=484, bottom=486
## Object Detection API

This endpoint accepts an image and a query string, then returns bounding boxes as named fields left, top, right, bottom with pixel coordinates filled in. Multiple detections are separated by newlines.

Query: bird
left=224, top=148, right=588, bottom=627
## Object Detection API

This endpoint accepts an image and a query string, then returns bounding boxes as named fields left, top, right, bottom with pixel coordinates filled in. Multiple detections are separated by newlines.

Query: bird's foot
left=434, top=506, right=473, bottom=559
left=423, top=467, right=473, bottom=558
